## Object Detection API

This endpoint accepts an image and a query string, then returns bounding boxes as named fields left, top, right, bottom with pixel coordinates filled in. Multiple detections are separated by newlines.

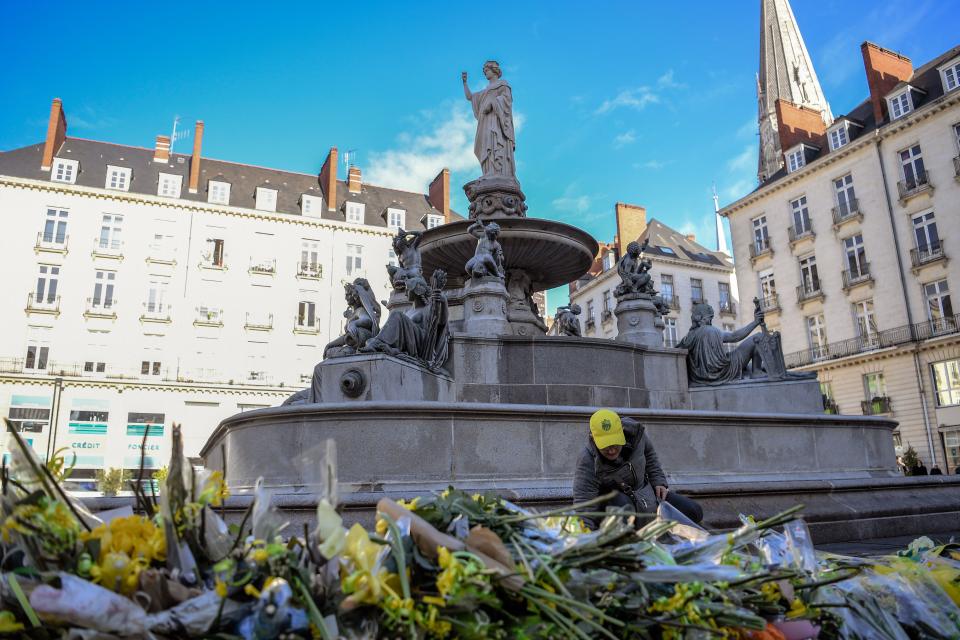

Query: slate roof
left=0, top=138, right=461, bottom=231
left=756, top=44, right=960, bottom=190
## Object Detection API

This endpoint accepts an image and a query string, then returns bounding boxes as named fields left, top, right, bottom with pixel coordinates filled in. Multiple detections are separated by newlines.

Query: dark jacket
left=572, top=418, right=668, bottom=529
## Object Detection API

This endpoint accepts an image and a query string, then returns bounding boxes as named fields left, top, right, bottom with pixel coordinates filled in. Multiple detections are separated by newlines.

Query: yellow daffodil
left=341, top=524, right=399, bottom=606
left=396, top=497, right=421, bottom=511
left=422, top=595, right=446, bottom=606
left=82, top=514, right=166, bottom=564
left=315, top=499, right=347, bottom=559
left=198, top=470, right=230, bottom=507
left=424, top=604, right=452, bottom=638
left=375, top=517, right=388, bottom=538
left=787, top=597, right=808, bottom=619
left=214, top=577, right=228, bottom=598
left=0, top=611, right=24, bottom=633
left=244, top=583, right=261, bottom=598
left=90, top=551, right=147, bottom=595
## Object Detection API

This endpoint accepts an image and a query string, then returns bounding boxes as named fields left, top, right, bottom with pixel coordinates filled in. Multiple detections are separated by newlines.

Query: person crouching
left=573, top=409, right=703, bottom=529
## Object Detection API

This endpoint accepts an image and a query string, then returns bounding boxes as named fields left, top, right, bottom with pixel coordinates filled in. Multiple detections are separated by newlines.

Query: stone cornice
left=0, top=175, right=393, bottom=238
left=720, top=89, right=960, bottom=217
left=0, top=373, right=292, bottom=396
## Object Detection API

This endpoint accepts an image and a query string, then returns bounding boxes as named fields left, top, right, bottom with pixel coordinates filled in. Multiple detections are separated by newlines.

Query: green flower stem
left=499, top=491, right=618, bottom=524
left=6, top=574, right=39, bottom=628
left=292, top=574, right=334, bottom=640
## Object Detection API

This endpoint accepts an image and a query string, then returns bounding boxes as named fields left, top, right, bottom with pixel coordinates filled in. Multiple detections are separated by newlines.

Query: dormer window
left=208, top=180, right=230, bottom=205
left=888, top=90, right=913, bottom=120
left=301, top=194, right=322, bottom=217
left=828, top=124, right=848, bottom=151
left=158, top=173, right=182, bottom=198
left=386, top=207, right=405, bottom=230
left=345, top=201, right=365, bottom=224
left=786, top=148, right=805, bottom=173
left=940, top=58, right=960, bottom=92
left=602, top=251, right=616, bottom=271
left=426, top=214, right=443, bottom=229
left=255, top=187, right=277, bottom=212
left=106, top=165, right=131, bottom=191
left=51, top=158, right=78, bottom=184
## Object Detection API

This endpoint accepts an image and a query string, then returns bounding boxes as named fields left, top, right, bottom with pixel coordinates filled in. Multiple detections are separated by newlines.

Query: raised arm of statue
left=467, top=220, right=486, bottom=239
left=722, top=317, right=762, bottom=343
left=461, top=71, right=472, bottom=100
left=403, top=229, right=423, bottom=247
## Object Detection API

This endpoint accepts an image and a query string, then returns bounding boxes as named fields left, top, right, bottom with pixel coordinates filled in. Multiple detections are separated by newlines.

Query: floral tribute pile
left=0, top=419, right=958, bottom=639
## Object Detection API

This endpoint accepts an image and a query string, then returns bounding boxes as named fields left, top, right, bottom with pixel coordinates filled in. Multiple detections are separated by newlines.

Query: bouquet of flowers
left=0, top=417, right=958, bottom=639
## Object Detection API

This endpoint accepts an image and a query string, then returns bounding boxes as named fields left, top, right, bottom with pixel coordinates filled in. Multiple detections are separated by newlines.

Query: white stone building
left=568, top=203, right=740, bottom=345
left=0, top=99, right=456, bottom=491
left=720, top=7, right=960, bottom=472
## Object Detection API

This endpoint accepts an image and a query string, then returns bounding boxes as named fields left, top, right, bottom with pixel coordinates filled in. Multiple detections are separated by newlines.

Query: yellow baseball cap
left=590, top=409, right=625, bottom=449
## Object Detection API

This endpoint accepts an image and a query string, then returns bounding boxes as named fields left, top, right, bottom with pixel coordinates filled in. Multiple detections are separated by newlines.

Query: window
left=426, top=215, right=443, bottom=229
left=759, top=270, right=777, bottom=299
left=806, top=314, right=828, bottom=358
left=300, top=240, right=320, bottom=276
left=799, top=255, right=820, bottom=293
left=146, top=280, right=168, bottom=314
left=853, top=300, right=878, bottom=345
left=602, top=289, right=613, bottom=313
left=828, top=124, right=848, bottom=151
left=42, top=208, right=68, bottom=244
left=786, top=148, right=805, bottom=173
left=663, top=318, right=678, bottom=347
left=843, top=234, right=867, bottom=278
left=899, top=145, right=926, bottom=189
left=255, top=187, right=277, bottom=212
left=35, top=265, right=60, bottom=303
left=99, top=214, right=123, bottom=250
left=863, top=372, right=886, bottom=400
left=752, top=215, right=770, bottom=252
left=888, top=91, right=912, bottom=120
left=92, top=270, right=116, bottom=309
left=84, top=361, right=106, bottom=374
left=208, top=181, right=230, bottom=205
left=51, top=158, right=78, bottom=183
left=913, top=211, right=940, bottom=252
left=157, top=173, right=182, bottom=198
left=387, top=208, right=405, bottom=230
left=388, top=249, right=399, bottom=268
left=127, top=413, right=164, bottom=437
left=931, top=360, right=960, bottom=406
left=954, top=123, right=960, bottom=153
left=24, top=345, right=49, bottom=371
left=297, top=301, right=317, bottom=328
left=690, top=278, right=704, bottom=304
left=148, top=228, right=175, bottom=261
left=789, top=196, right=812, bottom=235
left=204, top=238, right=225, bottom=267
left=943, top=60, right=960, bottom=92
left=719, top=282, right=731, bottom=309
left=834, top=174, right=857, bottom=217
left=345, top=202, right=365, bottom=224
left=661, top=274, right=675, bottom=304
left=946, top=430, right=960, bottom=472
left=301, top=194, right=321, bottom=216
left=345, top=244, right=362, bottom=275
left=141, top=361, right=162, bottom=377
left=924, top=279, right=953, bottom=324
left=603, top=251, right=616, bottom=271
left=657, top=246, right=675, bottom=256
left=586, top=299, right=595, bottom=326
left=104, top=165, right=131, bottom=191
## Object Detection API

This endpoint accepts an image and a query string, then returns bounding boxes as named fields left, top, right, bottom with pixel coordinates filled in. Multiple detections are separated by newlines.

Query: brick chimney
left=428, top=168, right=451, bottom=221
left=40, top=98, right=67, bottom=171
left=153, top=135, right=171, bottom=163
left=685, top=233, right=696, bottom=243
left=319, top=147, right=338, bottom=211
left=615, top=202, right=647, bottom=255
left=861, top=42, right=913, bottom=124
left=188, top=120, right=204, bottom=194
left=775, top=99, right=827, bottom=152
left=347, top=165, right=362, bottom=194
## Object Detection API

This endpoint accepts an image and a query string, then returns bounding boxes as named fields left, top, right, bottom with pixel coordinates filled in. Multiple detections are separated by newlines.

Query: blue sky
left=2, top=1, right=957, bottom=310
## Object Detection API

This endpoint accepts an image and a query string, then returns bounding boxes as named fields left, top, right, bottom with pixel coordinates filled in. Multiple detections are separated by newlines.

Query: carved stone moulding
left=464, top=176, right=528, bottom=219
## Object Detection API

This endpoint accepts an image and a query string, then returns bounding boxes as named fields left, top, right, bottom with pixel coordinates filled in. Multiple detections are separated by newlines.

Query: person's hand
left=461, top=71, right=468, bottom=83
left=655, top=486, right=669, bottom=502
left=754, top=307, right=765, bottom=324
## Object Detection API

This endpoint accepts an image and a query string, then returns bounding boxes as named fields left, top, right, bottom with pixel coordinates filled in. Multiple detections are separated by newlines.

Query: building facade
left=721, top=35, right=960, bottom=471
left=0, top=99, right=456, bottom=491
left=569, top=203, right=740, bottom=344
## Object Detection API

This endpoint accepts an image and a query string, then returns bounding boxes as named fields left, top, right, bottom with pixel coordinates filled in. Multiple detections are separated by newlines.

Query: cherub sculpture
left=555, top=304, right=582, bottom=337
left=464, top=219, right=505, bottom=280
left=323, top=278, right=381, bottom=358
left=614, top=239, right=656, bottom=298
left=386, top=228, right=423, bottom=291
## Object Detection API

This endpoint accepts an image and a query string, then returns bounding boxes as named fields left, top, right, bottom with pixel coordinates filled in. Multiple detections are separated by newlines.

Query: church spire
left=757, top=0, right=832, bottom=182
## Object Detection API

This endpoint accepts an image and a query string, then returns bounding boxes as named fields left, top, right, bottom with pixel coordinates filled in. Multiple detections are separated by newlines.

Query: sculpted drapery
left=468, top=77, right=516, bottom=178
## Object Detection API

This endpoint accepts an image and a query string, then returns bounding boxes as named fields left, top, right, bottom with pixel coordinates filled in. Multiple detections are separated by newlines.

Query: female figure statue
left=464, top=219, right=504, bottom=279
left=386, top=228, right=423, bottom=290
left=323, top=278, right=381, bottom=358
left=462, top=61, right=516, bottom=179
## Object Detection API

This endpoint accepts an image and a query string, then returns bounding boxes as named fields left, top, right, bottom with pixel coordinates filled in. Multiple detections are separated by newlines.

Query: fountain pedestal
left=614, top=294, right=665, bottom=348
left=462, top=278, right=510, bottom=337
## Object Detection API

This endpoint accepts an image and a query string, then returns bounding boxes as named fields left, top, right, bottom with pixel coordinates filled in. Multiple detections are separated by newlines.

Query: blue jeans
left=608, top=490, right=703, bottom=524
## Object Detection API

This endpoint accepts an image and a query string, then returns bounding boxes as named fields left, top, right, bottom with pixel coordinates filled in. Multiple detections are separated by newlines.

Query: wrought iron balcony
left=953, top=156, right=960, bottom=180
left=691, top=295, right=705, bottom=307
left=861, top=396, right=893, bottom=416
left=140, top=302, right=172, bottom=323
left=831, top=199, right=861, bottom=226
left=796, top=282, right=824, bottom=304
left=25, top=292, right=60, bottom=315
left=911, top=242, right=946, bottom=268
left=194, top=307, right=224, bottom=326
left=35, top=232, right=69, bottom=253
left=85, top=297, right=118, bottom=318
left=92, top=238, right=123, bottom=259
left=663, top=337, right=679, bottom=348
left=293, top=315, right=320, bottom=334
left=787, top=223, right=815, bottom=245
left=245, top=312, right=274, bottom=330
left=718, top=300, right=736, bottom=316
left=897, top=171, right=933, bottom=202
left=841, top=263, right=873, bottom=290
left=749, top=239, right=773, bottom=261
left=758, top=294, right=780, bottom=313
left=661, top=294, right=680, bottom=310
left=249, top=258, right=277, bottom=275
left=601, top=309, right=613, bottom=323
left=297, top=261, right=323, bottom=279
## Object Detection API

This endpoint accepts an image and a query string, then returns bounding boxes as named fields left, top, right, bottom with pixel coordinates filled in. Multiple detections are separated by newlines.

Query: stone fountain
left=200, top=62, right=960, bottom=542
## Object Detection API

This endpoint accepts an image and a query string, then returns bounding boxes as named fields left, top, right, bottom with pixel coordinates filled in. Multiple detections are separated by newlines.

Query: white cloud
left=552, top=187, right=592, bottom=215
left=365, top=103, right=478, bottom=193
left=735, top=118, right=756, bottom=140
left=634, top=160, right=667, bottom=170
left=726, top=145, right=755, bottom=173
left=69, top=105, right=117, bottom=131
left=657, top=69, right=685, bottom=89
left=595, top=87, right=660, bottom=115
left=613, top=129, right=637, bottom=148
left=723, top=178, right=755, bottom=202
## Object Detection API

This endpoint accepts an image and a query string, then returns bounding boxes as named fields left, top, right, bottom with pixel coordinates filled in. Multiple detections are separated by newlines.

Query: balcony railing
left=249, top=258, right=277, bottom=275
left=824, top=399, right=840, bottom=415
left=92, top=238, right=123, bottom=258
left=293, top=316, right=320, bottom=334
left=26, top=292, right=60, bottom=314
left=910, top=242, right=946, bottom=268
left=796, top=282, right=824, bottom=304
left=85, top=297, right=118, bottom=318
left=245, top=312, right=274, bottom=330
left=691, top=296, right=705, bottom=307
left=718, top=300, right=736, bottom=316
left=195, top=307, right=224, bottom=326
left=661, top=294, right=680, bottom=310
left=841, top=263, right=872, bottom=289
left=663, top=337, right=679, bottom=348
left=897, top=171, right=933, bottom=201
left=141, top=302, right=172, bottom=323
left=784, top=312, right=960, bottom=368
left=953, top=156, right=960, bottom=180
left=297, top=262, right=323, bottom=279
left=758, top=294, right=780, bottom=313
left=0, top=358, right=25, bottom=374
left=831, top=199, right=861, bottom=226
left=35, top=232, right=69, bottom=253
left=749, top=239, right=773, bottom=260
left=601, top=309, right=613, bottom=323
left=861, top=396, right=893, bottom=416
left=787, top=223, right=815, bottom=244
